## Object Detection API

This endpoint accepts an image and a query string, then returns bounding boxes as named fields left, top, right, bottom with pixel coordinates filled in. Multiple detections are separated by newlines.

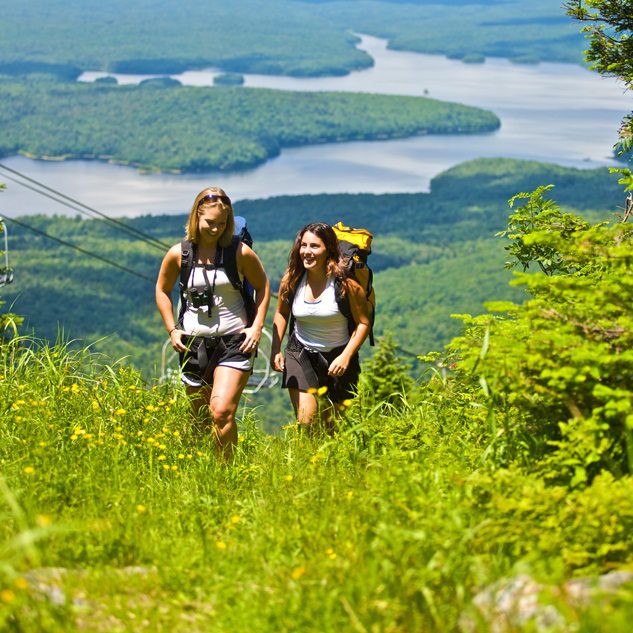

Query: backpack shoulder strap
left=335, top=277, right=355, bottom=338
left=220, top=235, right=242, bottom=292
left=178, top=239, right=196, bottom=325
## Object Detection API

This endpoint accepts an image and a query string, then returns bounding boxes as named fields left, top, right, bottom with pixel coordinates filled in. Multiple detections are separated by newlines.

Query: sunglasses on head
left=198, top=193, right=231, bottom=207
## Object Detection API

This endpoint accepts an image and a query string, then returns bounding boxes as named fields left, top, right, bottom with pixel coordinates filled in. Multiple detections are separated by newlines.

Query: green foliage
left=499, top=184, right=594, bottom=276
left=446, top=184, right=633, bottom=484
left=0, top=0, right=372, bottom=78
left=0, top=79, right=499, bottom=172
left=0, top=0, right=588, bottom=84
left=564, top=0, right=633, bottom=151
left=313, top=0, right=586, bottom=64
left=360, top=332, right=413, bottom=405
left=1, top=336, right=633, bottom=629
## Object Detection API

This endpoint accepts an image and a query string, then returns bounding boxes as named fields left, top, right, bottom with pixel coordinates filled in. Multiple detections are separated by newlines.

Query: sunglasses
left=198, top=193, right=232, bottom=207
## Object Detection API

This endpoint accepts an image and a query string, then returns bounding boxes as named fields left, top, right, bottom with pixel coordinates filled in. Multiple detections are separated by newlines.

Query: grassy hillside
left=0, top=79, right=499, bottom=172
left=1, top=158, right=624, bottom=381
left=0, top=0, right=586, bottom=80
left=1, top=335, right=633, bottom=630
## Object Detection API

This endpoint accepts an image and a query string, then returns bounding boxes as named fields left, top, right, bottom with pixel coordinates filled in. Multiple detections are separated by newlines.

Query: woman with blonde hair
left=156, top=187, right=270, bottom=457
left=271, top=222, right=369, bottom=430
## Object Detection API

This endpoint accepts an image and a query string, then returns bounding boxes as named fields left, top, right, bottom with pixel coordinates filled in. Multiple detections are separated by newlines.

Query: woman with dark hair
left=271, top=222, right=370, bottom=430
left=156, top=187, right=270, bottom=457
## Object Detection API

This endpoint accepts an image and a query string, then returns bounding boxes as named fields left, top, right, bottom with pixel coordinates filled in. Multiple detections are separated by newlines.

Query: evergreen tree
left=362, top=332, right=414, bottom=405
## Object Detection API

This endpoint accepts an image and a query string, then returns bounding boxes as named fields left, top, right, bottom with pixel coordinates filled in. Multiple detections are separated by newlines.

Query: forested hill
left=0, top=0, right=586, bottom=80
left=0, top=79, right=499, bottom=173
left=1, top=158, right=624, bottom=376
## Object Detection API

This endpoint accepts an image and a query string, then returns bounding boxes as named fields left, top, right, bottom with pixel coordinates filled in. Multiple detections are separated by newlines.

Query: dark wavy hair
left=279, top=223, right=346, bottom=303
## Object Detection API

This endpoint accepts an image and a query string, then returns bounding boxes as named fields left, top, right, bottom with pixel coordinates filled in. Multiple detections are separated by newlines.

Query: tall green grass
left=1, top=336, right=633, bottom=631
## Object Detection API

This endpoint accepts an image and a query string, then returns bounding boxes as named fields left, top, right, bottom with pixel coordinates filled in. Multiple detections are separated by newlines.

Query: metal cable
left=0, top=163, right=169, bottom=250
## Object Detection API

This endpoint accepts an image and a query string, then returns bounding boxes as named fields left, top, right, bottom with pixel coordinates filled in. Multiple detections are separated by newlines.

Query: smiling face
left=198, top=205, right=229, bottom=245
left=299, top=231, right=327, bottom=272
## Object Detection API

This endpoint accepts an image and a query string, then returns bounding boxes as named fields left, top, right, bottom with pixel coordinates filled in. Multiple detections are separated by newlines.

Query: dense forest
left=0, top=78, right=499, bottom=172
left=0, top=0, right=586, bottom=80
left=1, top=158, right=624, bottom=383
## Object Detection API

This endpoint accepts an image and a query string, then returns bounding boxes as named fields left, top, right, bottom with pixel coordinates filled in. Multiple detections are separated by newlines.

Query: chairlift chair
left=0, top=219, right=14, bottom=288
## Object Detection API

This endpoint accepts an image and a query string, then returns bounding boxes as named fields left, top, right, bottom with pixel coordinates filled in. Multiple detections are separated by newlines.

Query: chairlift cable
left=0, top=213, right=155, bottom=284
left=0, top=164, right=169, bottom=250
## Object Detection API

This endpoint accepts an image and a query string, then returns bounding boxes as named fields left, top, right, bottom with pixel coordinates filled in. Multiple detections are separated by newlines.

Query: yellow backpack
left=332, top=222, right=376, bottom=346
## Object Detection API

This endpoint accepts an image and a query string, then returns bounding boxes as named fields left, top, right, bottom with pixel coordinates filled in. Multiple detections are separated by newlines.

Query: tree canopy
left=565, top=0, right=633, bottom=151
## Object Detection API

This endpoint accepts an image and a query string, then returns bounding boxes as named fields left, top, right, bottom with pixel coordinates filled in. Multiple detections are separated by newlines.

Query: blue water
left=1, top=35, right=630, bottom=218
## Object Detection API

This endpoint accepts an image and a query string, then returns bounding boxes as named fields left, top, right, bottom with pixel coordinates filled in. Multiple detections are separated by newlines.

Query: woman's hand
left=239, top=325, right=261, bottom=353
left=170, top=329, right=188, bottom=353
left=328, top=354, right=350, bottom=377
left=271, top=350, right=285, bottom=372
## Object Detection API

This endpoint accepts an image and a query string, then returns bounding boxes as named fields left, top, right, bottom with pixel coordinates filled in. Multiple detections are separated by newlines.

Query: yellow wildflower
left=286, top=475, right=294, bottom=482
left=70, top=435, right=77, bottom=441
left=38, top=442, right=45, bottom=447
left=178, top=454, right=184, bottom=459
left=216, top=542, right=227, bottom=549
left=291, top=566, right=306, bottom=580
left=187, top=454, right=192, bottom=459
left=24, top=467, right=34, bottom=474
left=157, top=455, right=166, bottom=461
left=14, top=578, right=28, bottom=590
left=231, top=515, right=240, bottom=524
left=115, top=427, right=122, bottom=432
left=1, top=589, right=15, bottom=602
left=307, top=388, right=317, bottom=394
left=163, top=465, right=169, bottom=470
left=317, top=386, right=328, bottom=396
left=172, top=430, right=180, bottom=437
left=137, top=431, right=143, bottom=437
left=36, top=515, right=52, bottom=527
left=159, top=444, right=166, bottom=450
left=136, top=505, right=146, bottom=513
left=342, top=399, right=352, bottom=407
left=171, top=465, right=178, bottom=471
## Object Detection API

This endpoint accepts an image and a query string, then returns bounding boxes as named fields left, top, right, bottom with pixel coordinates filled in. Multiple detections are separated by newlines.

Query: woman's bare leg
left=288, top=389, right=338, bottom=434
left=210, top=366, right=251, bottom=459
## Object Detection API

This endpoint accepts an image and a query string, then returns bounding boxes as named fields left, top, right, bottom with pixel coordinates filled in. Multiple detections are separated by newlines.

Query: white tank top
left=182, top=265, right=247, bottom=337
left=293, top=275, right=350, bottom=352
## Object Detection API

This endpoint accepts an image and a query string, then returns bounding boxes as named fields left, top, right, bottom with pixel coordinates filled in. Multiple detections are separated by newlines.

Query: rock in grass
left=460, top=571, right=633, bottom=632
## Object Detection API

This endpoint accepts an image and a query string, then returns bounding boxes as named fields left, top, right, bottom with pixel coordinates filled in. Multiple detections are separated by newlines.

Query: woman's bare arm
left=270, top=293, right=291, bottom=372
left=156, top=244, right=189, bottom=353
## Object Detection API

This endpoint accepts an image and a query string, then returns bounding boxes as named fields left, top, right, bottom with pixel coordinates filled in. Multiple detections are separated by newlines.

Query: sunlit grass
left=1, top=336, right=633, bottom=631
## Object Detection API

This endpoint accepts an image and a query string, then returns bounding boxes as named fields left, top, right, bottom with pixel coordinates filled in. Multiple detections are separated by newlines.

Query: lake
left=1, top=35, right=630, bottom=218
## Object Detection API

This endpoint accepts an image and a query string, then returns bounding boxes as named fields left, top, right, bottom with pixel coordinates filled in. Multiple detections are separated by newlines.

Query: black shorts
left=179, top=333, right=253, bottom=388
left=282, top=334, right=360, bottom=404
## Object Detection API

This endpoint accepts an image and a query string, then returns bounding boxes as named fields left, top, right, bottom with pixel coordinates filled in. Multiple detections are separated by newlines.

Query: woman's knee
left=211, top=401, right=236, bottom=427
